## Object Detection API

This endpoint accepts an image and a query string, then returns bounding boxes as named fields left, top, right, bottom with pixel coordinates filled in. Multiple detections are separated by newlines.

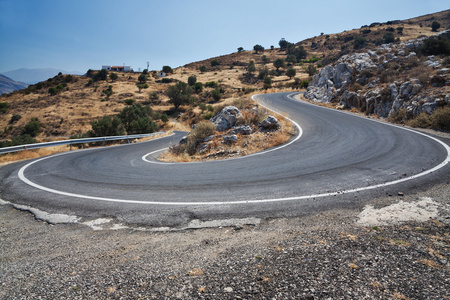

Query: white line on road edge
left=17, top=93, right=450, bottom=206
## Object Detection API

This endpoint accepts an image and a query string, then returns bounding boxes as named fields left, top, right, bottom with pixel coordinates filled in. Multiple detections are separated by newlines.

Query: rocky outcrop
left=178, top=106, right=283, bottom=159
left=210, top=106, right=242, bottom=131
left=304, top=31, right=449, bottom=118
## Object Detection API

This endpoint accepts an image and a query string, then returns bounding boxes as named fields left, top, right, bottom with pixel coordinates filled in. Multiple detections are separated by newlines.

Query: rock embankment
left=305, top=30, right=450, bottom=118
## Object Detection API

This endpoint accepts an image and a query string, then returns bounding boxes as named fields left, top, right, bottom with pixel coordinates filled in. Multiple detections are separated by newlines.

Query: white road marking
left=17, top=93, right=450, bottom=206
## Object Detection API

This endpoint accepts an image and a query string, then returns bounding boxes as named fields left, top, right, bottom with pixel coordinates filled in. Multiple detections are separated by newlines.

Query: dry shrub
left=232, top=98, right=254, bottom=109
left=237, top=109, right=268, bottom=127
left=188, top=121, right=215, bottom=143
left=387, top=108, right=411, bottom=124
left=410, top=64, right=433, bottom=86
left=430, top=106, right=450, bottom=131
left=406, top=112, right=431, bottom=128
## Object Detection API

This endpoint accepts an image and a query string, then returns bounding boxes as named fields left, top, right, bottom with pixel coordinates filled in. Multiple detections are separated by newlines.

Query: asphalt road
left=1, top=92, right=449, bottom=227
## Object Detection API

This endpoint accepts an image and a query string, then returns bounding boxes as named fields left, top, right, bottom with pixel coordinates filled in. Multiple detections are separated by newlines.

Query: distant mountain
left=0, top=74, right=29, bottom=95
left=1, top=68, right=83, bottom=85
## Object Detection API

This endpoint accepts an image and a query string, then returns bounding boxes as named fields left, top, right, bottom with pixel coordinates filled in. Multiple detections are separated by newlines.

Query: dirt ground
left=1, top=181, right=448, bottom=299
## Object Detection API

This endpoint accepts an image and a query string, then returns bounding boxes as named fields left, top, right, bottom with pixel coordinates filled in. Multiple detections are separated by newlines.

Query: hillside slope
left=0, top=75, right=28, bottom=95
left=0, top=10, right=449, bottom=142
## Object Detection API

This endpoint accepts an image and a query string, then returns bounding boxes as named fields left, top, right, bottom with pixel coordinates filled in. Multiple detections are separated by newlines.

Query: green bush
left=431, top=21, right=441, bottom=32
left=9, top=114, right=21, bottom=124
left=21, top=118, right=41, bottom=137
left=263, top=76, right=272, bottom=89
left=124, top=99, right=135, bottom=105
left=211, top=87, right=222, bottom=101
left=162, top=66, right=173, bottom=74
left=258, top=68, right=270, bottom=80
left=193, top=82, right=203, bottom=93
left=188, top=75, right=197, bottom=86
left=383, top=32, right=395, bottom=44
left=10, top=134, right=36, bottom=146
left=418, top=35, right=450, bottom=56
left=353, top=37, right=367, bottom=49
left=205, top=81, right=217, bottom=88
left=89, top=115, right=125, bottom=137
left=118, top=103, right=158, bottom=134
left=0, top=102, right=9, bottom=114
left=210, top=60, right=220, bottom=67
left=48, top=87, right=58, bottom=95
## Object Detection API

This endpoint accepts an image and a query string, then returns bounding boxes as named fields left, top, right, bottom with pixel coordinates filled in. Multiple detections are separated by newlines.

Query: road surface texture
left=0, top=92, right=448, bottom=228
left=1, top=92, right=449, bottom=299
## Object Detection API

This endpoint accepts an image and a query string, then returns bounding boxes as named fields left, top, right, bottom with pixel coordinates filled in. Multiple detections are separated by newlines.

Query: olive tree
left=166, top=81, right=193, bottom=109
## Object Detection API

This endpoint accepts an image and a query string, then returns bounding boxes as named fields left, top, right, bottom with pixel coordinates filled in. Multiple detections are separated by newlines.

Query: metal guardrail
left=0, top=131, right=166, bottom=154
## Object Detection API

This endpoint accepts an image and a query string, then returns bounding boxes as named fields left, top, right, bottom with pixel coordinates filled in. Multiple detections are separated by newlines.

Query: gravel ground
left=1, top=183, right=449, bottom=299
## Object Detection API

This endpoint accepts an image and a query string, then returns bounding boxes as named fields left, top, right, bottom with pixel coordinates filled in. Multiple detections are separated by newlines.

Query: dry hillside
left=1, top=9, right=449, bottom=143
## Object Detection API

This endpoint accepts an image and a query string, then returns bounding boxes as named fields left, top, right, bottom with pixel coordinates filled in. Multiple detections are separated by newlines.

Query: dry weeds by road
left=1, top=182, right=448, bottom=299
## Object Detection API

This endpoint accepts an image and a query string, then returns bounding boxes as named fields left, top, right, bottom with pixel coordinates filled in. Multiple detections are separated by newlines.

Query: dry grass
left=158, top=109, right=295, bottom=163
left=0, top=131, right=173, bottom=165
left=0, top=145, right=70, bottom=165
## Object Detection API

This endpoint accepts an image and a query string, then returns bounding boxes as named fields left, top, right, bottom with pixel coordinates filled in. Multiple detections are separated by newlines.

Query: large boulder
left=260, top=116, right=280, bottom=131
left=210, top=106, right=242, bottom=131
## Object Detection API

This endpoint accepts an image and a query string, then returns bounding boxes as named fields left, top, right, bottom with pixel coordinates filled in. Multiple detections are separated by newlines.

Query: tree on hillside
left=292, top=45, right=307, bottom=60
left=247, top=60, right=256, bottom=76
left=166, top=81, right=193, bottom=109
left=237, top=47, right=244, bottom=52
left=136, top=83, right=149, bottom=93
left=273, top=59, right=286, bottom=71
left=431, top=21, right=441, bottom=32
left=162, top=66, right=173, bottom=74
left=199, top=66, right=207, bottom=73
left=286, top=67, right=296, bottom=79
left=118, top=103, right=157, bottom=134
left=279, top=38, right=288, bottom=50
left=306, top=64, right=318, bottom=76
left=109, top=72, right=118, bottom=82
left=94, top=69, right=108, bottom=81
left=253, top=44, right=265, bottom=54
left=188, top=75, right=197, bottom=86
left=263, top=76, right=272, bottom=90
left=286, top=54, right=297, bottom=64
left=211, top=59, right=220, bottom=67
left=102, top=85, right=113, bottom=99
left=138, top=74, right=147, bottom=83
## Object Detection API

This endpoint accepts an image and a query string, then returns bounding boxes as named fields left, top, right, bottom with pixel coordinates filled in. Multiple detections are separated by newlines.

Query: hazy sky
left=0, top=0, right=448, bottom=73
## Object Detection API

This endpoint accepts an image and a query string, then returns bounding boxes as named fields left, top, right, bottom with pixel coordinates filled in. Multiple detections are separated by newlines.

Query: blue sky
left=0, top=0, right=448, bottom=73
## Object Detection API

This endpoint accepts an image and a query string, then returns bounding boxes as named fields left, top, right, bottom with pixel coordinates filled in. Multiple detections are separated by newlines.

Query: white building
left=102, top=65, right=133, bottom=72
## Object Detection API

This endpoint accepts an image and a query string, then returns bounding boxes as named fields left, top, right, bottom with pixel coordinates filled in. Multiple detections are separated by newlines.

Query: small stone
left=224, top=287, right=233, bottom=292
left=398, top=192, right=404, bottom=196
